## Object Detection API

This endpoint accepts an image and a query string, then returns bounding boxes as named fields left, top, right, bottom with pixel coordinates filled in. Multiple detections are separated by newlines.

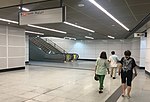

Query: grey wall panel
left=8, top=47, right=25, bottom=57
left=0, top=35, right=6, bottom=45
left=8, top=27, right=25, bottom=36
left=8, top=58, right=25, bottom=68
left=0, top=25, right=6, bottom=34
left=0, top=58, right=7, bottom=69
left=8, top=36, right=25, bottom=46
left=0, top=46, right=6, bottom=57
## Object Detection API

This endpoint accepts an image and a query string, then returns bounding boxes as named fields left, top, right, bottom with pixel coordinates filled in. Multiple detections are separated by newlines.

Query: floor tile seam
left=28, top=64, right=94, bottom=71
left=21, top=85, right=64, bottom=102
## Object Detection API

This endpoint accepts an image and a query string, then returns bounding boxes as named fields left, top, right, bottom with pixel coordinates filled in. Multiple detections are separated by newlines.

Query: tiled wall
left=44, top=37, right=140, bottom=63
left=145, top=28, right=150, bottom=73
left=0, top=25, right=25, bottom=69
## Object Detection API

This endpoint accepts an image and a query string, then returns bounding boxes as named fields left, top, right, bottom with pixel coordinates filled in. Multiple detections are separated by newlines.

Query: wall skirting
left=78, top=59, right=96, bottom=61
left=139, top=66, right=145, bottom=69
left=0, top=67, right=25, bottom=73
left=145, top=70, right=150, bottom=76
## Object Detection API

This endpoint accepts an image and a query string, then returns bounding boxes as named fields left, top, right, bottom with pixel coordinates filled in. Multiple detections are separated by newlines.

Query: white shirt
left=108, top=55, right=119, bottom=67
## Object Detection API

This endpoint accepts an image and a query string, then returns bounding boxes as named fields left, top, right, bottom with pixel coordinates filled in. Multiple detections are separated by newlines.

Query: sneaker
left=122, top=94, right=125, bottom=97
left=127, top=95, right=131, bottom=99
left=99, top=90, right=103, bottom=93
left=113, top=77, right=116, bottom=79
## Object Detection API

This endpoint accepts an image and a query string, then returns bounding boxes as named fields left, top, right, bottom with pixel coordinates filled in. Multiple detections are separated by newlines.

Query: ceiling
left=0, top=0, right=150, bottom=40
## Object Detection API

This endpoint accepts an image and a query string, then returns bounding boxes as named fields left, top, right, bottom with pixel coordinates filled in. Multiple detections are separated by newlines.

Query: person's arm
left=105, top=60, right=110, bottom=74
left=133, top=67, right=137, bottom=76
left=132, top=58, right=137, bottom=76
left=95, top=59, right=98, bottom=73
left=118, top=57, right=123, bottom=75
left=118, top=63, right=122, bottom=76
left=95, top=65, right=97, bottom=73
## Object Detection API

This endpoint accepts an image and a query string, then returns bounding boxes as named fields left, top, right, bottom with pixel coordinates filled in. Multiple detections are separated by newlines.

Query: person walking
left=108, top=51, right=119, bottom=79
left=118, top=50, right=137, bottom=98
left=95, top=51, right=110, bottom=93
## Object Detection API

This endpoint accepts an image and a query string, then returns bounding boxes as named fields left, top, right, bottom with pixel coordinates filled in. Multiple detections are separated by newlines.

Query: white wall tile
left=45, top=37, right=140, bottom=61
left=0, top=58, right=7, bottom=69
left=8, top=57, right=25, bottom=68
left=8, top=36, right=25, bottom=46
left=0, top=35, right=6, bottom=45
left=0, top=46, right=6, bottom=57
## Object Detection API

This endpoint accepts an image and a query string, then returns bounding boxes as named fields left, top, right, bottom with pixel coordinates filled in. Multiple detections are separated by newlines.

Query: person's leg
left=99, top=75, right=105, bottom=93
left=111, top=67, right=113, bottom=77
left=121, top=71, right=126, bottom=96
left=127, top=71, right=133, bottom=98
left=113, top=67, right=117, bottom=79
left=98, top=75, right=102, bottom=90
left=127, top=86, right=131, bottom=98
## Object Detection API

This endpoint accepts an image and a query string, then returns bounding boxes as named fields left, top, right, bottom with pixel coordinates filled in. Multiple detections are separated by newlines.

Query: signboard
left=19, top=7, right=65, bottom=25
left=134, top=33, right=145, bottom=37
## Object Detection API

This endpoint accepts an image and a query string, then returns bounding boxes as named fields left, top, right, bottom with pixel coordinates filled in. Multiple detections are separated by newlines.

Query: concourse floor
left=0, top=61, right=149, bottom=102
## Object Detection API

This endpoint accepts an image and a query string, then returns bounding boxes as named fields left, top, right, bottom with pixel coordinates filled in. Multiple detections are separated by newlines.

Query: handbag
left=94, top=74, right=99, bottom=81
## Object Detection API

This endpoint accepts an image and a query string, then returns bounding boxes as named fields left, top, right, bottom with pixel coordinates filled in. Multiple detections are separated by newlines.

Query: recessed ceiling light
left=78, top=4, right=85, bottom=7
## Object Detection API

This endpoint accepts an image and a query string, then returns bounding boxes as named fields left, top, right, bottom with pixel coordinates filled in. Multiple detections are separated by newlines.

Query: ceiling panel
left=0, top=0, right=149, bottom=40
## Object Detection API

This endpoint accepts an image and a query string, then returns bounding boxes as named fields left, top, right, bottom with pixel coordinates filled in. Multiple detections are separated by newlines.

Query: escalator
left=29, top=37, right=79, bottom=62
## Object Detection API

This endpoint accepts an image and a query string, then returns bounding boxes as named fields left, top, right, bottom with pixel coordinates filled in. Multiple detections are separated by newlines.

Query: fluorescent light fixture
left=85, top=36, right=94, bottom=39
left=19, top=7, right=30, bottom=11
left=25, top=31, right=44, bottom=35
left=64, top=21, right=95, bottom=33
left=108, top=35, right=115, bottom=39
left=64, top=37, right=76, bottom=40
left=28, top=24, right=67, bottom=34
left=89, top=0, right=129, bottom=31
left=0, top=18, right=18, bottom=24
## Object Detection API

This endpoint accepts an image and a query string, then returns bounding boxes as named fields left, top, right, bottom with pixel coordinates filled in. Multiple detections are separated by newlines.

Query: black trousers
left=121, top=70, right=133, bottom=86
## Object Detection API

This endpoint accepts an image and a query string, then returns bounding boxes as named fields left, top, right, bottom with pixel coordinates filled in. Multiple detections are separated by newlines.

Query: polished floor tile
left=0, top=61, right=149, bottom=102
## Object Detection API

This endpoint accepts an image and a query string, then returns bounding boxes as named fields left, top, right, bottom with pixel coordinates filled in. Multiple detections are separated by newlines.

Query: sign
left=19, top=7, right=65, bottom=25
left=134, top=33, right=145, bottom=37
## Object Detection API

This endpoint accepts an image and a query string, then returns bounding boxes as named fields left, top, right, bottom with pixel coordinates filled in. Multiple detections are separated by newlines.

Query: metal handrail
left=41, top=38, right=67, bottom=53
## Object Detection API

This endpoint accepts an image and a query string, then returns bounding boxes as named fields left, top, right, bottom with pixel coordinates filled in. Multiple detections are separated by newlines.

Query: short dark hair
left=111, top=51, right=115, bottom=55
left=124, top=50, right=131, bottom=56
left=100, top=51, right=107, bottom=59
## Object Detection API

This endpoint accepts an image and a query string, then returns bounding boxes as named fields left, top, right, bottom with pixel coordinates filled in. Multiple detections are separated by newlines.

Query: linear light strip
left=25, top=31, right=44, bottom=35
left=0, top=18, right=18, bottom=24
left=28, top=24, right=67, bottom=34
left=85, top=36, right=94, bottom=39
left=19, top=7, right=30, bottom=11
left=108, top=35, right=115, bottom=39
left=64, top=21, right=95, bottom=33
left=89, top=0, right=129, bottom=31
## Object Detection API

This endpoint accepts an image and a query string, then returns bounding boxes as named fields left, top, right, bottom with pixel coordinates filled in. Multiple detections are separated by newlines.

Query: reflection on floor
left=0, top=61, right=149, bottom=102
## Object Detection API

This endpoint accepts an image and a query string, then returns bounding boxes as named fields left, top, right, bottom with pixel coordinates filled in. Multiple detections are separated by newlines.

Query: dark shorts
left=121, top=70, right=133, bottom=86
